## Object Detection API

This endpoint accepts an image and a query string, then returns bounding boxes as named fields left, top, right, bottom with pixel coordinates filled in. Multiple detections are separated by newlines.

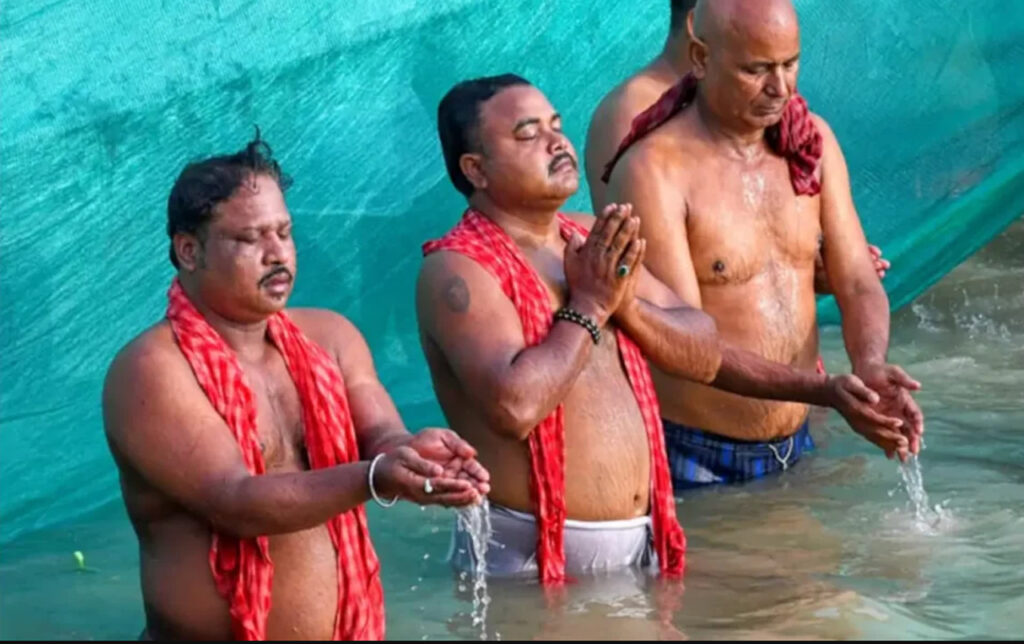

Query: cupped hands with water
left=375, top=428, right=491, bottom=507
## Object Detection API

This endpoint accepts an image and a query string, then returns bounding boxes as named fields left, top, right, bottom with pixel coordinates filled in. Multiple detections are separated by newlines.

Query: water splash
left=897, top=453, right=954, bottom=534
left=456, top=499, right=494, bottom=640
left=911, top=302, right=943, bottom=332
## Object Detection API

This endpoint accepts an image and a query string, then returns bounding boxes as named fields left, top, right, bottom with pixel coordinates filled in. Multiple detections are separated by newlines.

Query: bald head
left=689, top=0, right=802, bottom=132
left=693, top=0, right=799, bottom=50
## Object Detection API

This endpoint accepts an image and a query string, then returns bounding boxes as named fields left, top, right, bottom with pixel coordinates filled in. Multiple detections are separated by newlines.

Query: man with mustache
left=601, top=0, right=924, bottom=492
left=585, top=0, right=889, bottom=296
left=416, top=74, right=905, bottom=582
left=101, top=132, right=490, bottom=640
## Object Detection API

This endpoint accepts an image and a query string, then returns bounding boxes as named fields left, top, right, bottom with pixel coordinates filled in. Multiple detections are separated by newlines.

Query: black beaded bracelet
left=554, top=307, right=601, bottom=345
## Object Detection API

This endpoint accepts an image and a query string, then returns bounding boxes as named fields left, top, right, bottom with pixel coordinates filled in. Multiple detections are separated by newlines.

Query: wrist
left=555, top=306, right=602, bottom=344
left=811, top=371, right=834, bottom=407
left=851, top=352, right=884, bottom=372
left=852, top=357, right=885, bottom=378
left=372, top=431, right=413, bottom=458
left=819, top=372, right=835, bottom=407
left=567, top=296, right=610, bottom=327
left=367, top=454, right=397, bottom=508
left=614, top=296, right=640, bottom=328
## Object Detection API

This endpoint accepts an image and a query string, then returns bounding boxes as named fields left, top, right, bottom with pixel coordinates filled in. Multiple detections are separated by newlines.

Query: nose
left=546, top=128, right=568, bottom=155
left=263, top=232, right=292, bottom=267
left=765, top=66, right=787, bottom=98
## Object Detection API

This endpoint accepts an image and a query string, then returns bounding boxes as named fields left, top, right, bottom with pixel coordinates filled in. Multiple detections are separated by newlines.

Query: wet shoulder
left=611, top=121, right=696, bottom=190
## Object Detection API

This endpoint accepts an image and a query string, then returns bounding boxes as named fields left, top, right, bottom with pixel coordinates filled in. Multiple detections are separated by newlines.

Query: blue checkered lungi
left=663, top=418, right=815, bottom=491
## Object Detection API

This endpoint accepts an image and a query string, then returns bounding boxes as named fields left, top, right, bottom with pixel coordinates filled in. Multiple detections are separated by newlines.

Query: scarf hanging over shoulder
left=166, top=278, right=385, bottom=640
left=601, top=72, right=823, bottom=196
left=422, top=209, right=686, bottom=584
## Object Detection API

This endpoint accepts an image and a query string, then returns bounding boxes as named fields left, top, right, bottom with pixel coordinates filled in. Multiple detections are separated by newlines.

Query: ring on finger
left=423, top=478, right=434, bottom=495
left=617, top=264, right=630, bottom=278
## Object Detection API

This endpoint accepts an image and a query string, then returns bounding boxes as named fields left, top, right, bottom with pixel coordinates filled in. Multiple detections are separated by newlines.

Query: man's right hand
left=564, top=203, right=645, bottom=326
left=374, top=445, right=481, bottom=507
left=825, top=373, right=911, bottom=460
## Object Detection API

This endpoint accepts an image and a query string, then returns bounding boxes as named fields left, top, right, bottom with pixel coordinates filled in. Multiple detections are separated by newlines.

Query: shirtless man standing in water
left=102, top=134, right=489, bottom=640
left=602, top=0, right=924, bottom=489
left=417, top=74, right=906, bottom=582
left=585, top=0, right=889, bottom=295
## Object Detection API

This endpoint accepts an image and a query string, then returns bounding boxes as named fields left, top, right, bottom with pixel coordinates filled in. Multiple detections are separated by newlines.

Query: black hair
left=670, top=0, right=698, bottom=33
left=166, top=127, right=292, bottom=268
left=437, top=73, right=532, bottom=197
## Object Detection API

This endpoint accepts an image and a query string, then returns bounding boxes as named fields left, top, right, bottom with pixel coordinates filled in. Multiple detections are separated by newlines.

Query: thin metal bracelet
left=368, top=453, right=398, bottom=508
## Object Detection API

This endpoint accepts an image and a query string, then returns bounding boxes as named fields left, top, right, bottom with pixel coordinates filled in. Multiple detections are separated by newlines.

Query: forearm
left=712, top=345, right=832, bottom=406
left=615, top=299, right=721, bottom=383
left=361, top=426, right=412, bottom=459
left=484, top=312, right=596, bottom=440
left=836, top=278, right=891, bottom=372
left=208, top=462, right=372, bottom=538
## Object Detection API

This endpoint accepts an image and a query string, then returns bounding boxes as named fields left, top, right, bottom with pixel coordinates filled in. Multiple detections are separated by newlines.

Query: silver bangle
left=368, top=453, right=398, bottom=508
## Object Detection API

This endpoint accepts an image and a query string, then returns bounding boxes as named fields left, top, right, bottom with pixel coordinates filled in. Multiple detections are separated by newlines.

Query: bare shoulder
left=416, top=250, right=516, bottom=340
left=810, top=112, right=840, bottom=146
left=611, top=129, right=691, bottom=192
left=102, top=321, right=200, bottom=437
left=592, top=73, right=675, bottom=137
left=104, top=322, right=186, bottom=395
left=808, top=112, right=850, bottom=180
left=417, top=249, right=502, bottom=297
left=287, top=307, right=365, bottom=359
left=616, top=72, right=676, bottom=114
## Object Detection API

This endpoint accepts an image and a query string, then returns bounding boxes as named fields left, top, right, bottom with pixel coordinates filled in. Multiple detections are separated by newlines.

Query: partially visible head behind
left=690, top=0, right=801, bottom=130
left=167, top=128, right=298, bottom=321
left=438, top=74, right=579, bottom=210
left=670, top=0, right=699, bottom=35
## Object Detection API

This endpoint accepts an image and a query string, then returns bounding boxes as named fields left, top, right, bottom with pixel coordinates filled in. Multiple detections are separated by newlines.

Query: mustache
left=548, top=152, right=577, bottom=175
left=259, top=265, right=293, bottom=286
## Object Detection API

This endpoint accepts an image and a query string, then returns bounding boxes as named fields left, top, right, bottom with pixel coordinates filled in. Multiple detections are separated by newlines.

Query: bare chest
left=685, top=157, right=821, bottom=286
left=523, top=244, right=626, bottom=366
left=240, top=353, right=309, bottom=472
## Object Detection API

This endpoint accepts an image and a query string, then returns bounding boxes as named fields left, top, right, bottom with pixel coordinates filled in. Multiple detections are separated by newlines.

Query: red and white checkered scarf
left=166, top=278, right=385, bottom=640
left=423, top=209, right=686, bottom=584
left=601, top=72, right=823, bottom=196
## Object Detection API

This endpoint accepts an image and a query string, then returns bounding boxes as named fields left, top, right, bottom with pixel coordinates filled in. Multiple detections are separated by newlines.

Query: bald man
left=602, top=0, right=924, bottom=490
left=585, top=0, right=888, bottom=295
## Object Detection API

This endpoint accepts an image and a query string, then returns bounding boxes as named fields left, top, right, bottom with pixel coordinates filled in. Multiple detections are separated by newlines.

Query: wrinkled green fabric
left=1, top=0, right=1021, bottom=542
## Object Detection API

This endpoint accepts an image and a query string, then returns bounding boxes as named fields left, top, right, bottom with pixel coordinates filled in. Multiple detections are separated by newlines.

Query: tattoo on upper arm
left=443, top=275, right=470, bottom=313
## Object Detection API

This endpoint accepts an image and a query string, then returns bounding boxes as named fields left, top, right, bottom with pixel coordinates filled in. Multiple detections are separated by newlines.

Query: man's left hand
left=405, top=428, right=491, bottom=499
left=854, top=363, right=924, bottom=458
